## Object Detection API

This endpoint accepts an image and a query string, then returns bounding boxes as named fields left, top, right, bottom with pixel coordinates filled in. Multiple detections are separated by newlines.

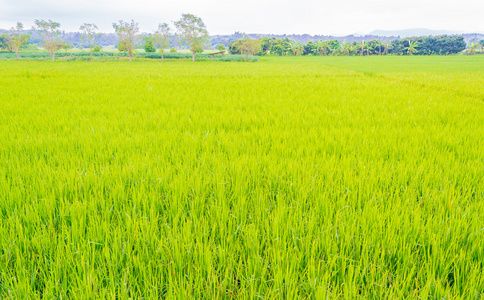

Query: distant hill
left=370, top=28, right=459, bottom=38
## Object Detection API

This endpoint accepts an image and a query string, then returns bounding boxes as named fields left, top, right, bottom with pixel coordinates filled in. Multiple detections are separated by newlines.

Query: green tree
left=93, top=45, right=101, bottom=52
left=358, top=41, right=366, bottom=56
left=143, top=37, right=156, bottom=53
left=153, top=23, right=171, bottom=61
left=404, top=40, right=419, bottom=55
left=467, top=43, right=479, bottom=55
left=113, top=20, right=139, bottom=62
left=312, top=41, right=328, bottom=56
left=217, top=44, right=226, bottom=52
left=237, top=34, right=261, bottom=61
left=7, top=22, right=29, bottom=60
left=79, top=23, right=98, bottom=61
left=290, top=40, right=304, bottom=56
left=35, top=19, right=62, bottom=61
left=60, top=42, right=73, bottom=52
left=174, top=14, right=209, bottom=62
left=170, top=47, right=177, bottom=53
left=0, top=34, right=9, bottom=51
left=341, top=41, right=351, bottom=56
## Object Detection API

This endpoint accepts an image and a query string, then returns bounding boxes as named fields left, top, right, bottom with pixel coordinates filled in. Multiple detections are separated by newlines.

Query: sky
left=1, top=0, right=483, bottom=35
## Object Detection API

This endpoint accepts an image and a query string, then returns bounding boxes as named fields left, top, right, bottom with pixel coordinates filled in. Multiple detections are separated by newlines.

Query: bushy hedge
left=0, top=51, right=258, bottom=62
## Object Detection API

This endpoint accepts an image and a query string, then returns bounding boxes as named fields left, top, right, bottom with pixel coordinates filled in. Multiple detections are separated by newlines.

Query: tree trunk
left=246, top=53, right=248, bottom=61
left=162, top=52, right=164, bottom=62
left=51, top=52, right=55, bottom=61
left=192, top=52, right=195, bottom=62
left=16, top=51, right=19, bottom=61
left=90, top=50, right=93, bottom=62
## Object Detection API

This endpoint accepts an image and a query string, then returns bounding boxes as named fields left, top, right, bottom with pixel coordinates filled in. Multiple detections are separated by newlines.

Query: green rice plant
left=0, top=56, right=483, bottom=298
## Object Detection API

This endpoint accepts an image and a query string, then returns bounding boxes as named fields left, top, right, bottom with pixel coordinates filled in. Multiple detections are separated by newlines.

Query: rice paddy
left=0, top=56, right=483, bottom=298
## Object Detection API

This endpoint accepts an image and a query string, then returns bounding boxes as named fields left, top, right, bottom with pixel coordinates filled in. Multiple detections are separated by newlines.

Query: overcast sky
left=1, top=0, right=483, bottom=35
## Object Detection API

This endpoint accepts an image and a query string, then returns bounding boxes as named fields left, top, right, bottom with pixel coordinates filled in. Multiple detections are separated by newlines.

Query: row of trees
left=229, top=35, right=477, bottom=56
left=1, top=14, right=209, bottom=62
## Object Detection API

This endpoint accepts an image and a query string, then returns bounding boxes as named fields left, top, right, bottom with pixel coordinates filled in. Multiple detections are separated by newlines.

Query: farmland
left=0, top=56, right=484, bottom=298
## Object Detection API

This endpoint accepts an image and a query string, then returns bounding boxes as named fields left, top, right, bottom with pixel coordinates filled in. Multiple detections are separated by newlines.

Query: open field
left=0, top=56, right=484, bottom=298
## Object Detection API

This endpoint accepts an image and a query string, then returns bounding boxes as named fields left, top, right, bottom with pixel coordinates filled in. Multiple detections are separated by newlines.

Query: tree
left=312, top=41, right=327, bottom=56
left=93, top=45, right=101, bottom=52
left=404, top=40, right=419, bottom=55
left=35, top=19, right=62, bottom=61
left=217, top=44, right=226, bottom=52
left=8, top=22, right=29, bottom=60
left=153, top=23, right=171, bottom=61
left=170, top=47, right=177, bottom=53
left=290, top=40, right=304, bottom=56
left=143, top=37, right=156, bottom=52
left=113, top=20, right=139, bottom=62
left=60, top=42, right=73, bottom=52
left=468, top=43, right=479, bottom=55
left=341, top=41, right=351, bottom=56
left=0, top=34, right=9, bottom=51
left=237, top=35, right=262, bottom=61
left=358, top=41, right=365, bottom=56
left=376, top=39, right=383, bottom=55
left=79, top=23, right=98, bottom=61
left=174, top=14, right=209, bottom=62
left=382, top=41, right=389, bottom=55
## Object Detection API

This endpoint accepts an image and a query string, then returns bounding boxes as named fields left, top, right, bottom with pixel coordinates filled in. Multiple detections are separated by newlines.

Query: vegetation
left=0, top=56, right=483, bottom=298
left=153, top=23, right=171, bottom=61
left=228, top=35, right=468, bottom=56
left=6, top=22, right=29, bottom=60
left=143, top=36, right=156, bottom=53
left=174, top=14, right=209, bottom=61
left=34, top=19, right=62, bottom=61
left=79, top=23, right=99, bottom=61
left=112, top=20, right=139, bottom=62
left=0, top=51, right=257, bottom=62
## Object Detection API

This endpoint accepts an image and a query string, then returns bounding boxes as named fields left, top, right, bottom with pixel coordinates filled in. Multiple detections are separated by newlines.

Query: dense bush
left=0, top=51, right=257, bottom=62
left=389, top=35, right=467, bottom=55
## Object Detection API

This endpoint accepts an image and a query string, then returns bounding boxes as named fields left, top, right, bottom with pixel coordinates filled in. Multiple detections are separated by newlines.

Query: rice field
left=0, top=56, right=483, bottom=298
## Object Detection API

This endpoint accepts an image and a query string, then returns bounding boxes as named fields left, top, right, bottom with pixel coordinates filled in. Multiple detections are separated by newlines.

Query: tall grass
left=0, top=56, right=483, bottom=298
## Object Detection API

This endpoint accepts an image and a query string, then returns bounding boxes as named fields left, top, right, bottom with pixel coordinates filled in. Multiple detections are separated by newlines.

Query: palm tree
left=290, top=40, right=304, bottom=56
left=341, top=41, right=351, bottom=56
left=376, top=39, right=383, bottom=55
left=468, top=43, right=479, bottom=55
left=382, top=41, right=389, bottom=55
left=312, top=41, right=328, bottom=56
left=358, top=41, right=365, bottom=56
left=404, top=41, right=419, bottom=55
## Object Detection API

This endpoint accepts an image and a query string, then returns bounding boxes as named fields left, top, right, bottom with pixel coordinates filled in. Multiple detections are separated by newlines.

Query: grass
left=0, top=56, right=483, bottom=298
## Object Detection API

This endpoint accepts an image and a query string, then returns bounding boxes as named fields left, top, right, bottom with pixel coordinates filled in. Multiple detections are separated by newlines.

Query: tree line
left=229, top=35, right=482, bottom=56
left=1, top=17, right=483, bottom=61
left=0, top=14, right=209, bottom=62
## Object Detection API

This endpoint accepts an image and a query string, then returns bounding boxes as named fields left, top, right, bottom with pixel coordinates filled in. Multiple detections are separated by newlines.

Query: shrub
left=170, top=47, right=177, bottom=53
left=144, top=38, right=156, bottom=53
left=93, top=45, right=101, bottom=52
